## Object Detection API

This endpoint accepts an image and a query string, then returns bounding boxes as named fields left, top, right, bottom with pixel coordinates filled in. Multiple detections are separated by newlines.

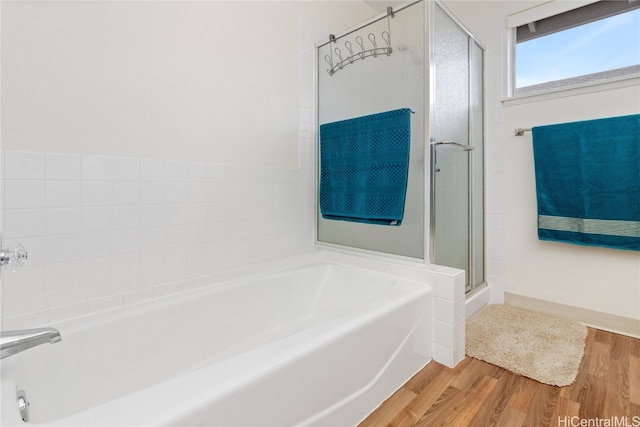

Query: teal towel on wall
left=319, top=108, right=411, bottom=225
left=532, top=114, right=640, bottom=251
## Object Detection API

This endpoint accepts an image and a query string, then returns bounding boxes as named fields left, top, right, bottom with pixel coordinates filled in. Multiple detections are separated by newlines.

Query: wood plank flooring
left=359, top=328, right=640, bottom=427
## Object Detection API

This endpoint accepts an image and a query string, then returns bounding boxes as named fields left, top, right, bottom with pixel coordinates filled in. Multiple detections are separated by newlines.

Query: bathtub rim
left=44, top=283, right=431, bottom=426
left=34, top=257, right=427, bottom=336
left=2, top=254, right=435, bottom=426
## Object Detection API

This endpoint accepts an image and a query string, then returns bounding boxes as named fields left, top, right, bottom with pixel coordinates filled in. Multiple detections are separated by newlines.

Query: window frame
left=506, top=0, right=640, bottom=99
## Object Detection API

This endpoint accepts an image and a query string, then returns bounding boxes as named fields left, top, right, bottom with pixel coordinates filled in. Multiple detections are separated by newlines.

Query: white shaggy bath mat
left=465, top=304, right=588, bottom=387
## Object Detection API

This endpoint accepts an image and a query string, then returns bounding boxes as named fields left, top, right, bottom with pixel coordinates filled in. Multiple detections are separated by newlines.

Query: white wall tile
left=432, top=342, right=454, bottom=367
left=4, top=209, right=45, bottom=238
left=453, top=296, right=466, bottom=323
left=3, top=149, right=317, bottom=326
left=452, top=341, right=465, bottom=366
left=187, top=203, right=207, bottom=224
left=207, top=164, right=226, bottom=182
left=44, top=261, right=80, bottom=292
left=81, top=206, right=111, bottom=232
left=165, top=181, right=187, bottom=204
left=164, top=245, right=188, bottom=283
left=45, top=234, right=80, bottom=264
left=48, top=296, right=86, bottom=324
left=244, top=219, right=260, bottom=239
left=112, top=205, right=140, bottom=230
left=46, top=181, right=82, bottom=207
left=433, top=297, right=454, bottom=325
left=207, top=221, right=227, bottom=242
left=273, top=168, right=287, bottom=184
left=258, top=218, right=275, bottom=236
left=112, top=229, right=140, bottom=254
left=226, top=202, right=244, bottom=222
left=243, top=200, right=260, bottom=220
left=139, top=249, right=165, bottom=286
left=4, top=151, right=45, bottom=180
left=112, top=253, right=141, bottom=291
left=82, top=181, right=112, bottom=206
left=184, top=246, right=209, bottom=275
left=208, top=202, right=227, bottom=222
left=4, top=180, right=45, bottom=209
left=82, top=155, right=112, bottom=180
left=140, top=159, right=165, bottom=181
left=46, top=286, right=87, bottom=314
left=244, top=166, right=261, bottom=183
left=258, top=182, right=274, bottom=201
left=165, top=204, right=187, bottom=225
left=46, top=207, right=81, bottom=235
left=80, top=232, right=112, bottom=258
left=186, top=223, right=208, bottom=246
left=207, top=183, right=226, bottom=202
left=164, top=224, right=187, bottom=248
left=139, top=227, right=165, bottom=251
left=433, top=318, right=465, bottom=348
left=140, top=181, right=164, bottom=204
left=187, top=161, right=208, bottom=182
left=226, top=165, right=244, bottom=182
left=187, top=182, right=207, bottom=204
left=226, top=220, right=244, bottom=241
left=1, top=265, right=45, bottom=297
left=112, top=181, right=140, bottom=205
left=79, top=256, right=113, bottom=295
left=46, top=153, right=82, bottom=180
left=3, top=294, right=48, bottom=321
left=243, top=183, right=261, bottom=203
left=226, top=183, right=244, bottom=202
left=273, top=183, right=287, bottom=201
left=164, top=160, right=187, bottom=181
left=112, top=156, right=140, bottom=181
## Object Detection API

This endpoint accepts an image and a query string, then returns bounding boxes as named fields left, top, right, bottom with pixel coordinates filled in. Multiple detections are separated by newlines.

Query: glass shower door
left=431, top=5, right=484, bottom=292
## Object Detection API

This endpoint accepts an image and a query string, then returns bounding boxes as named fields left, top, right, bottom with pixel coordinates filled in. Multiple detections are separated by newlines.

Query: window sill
left=502, top=72, right=640, bottom=107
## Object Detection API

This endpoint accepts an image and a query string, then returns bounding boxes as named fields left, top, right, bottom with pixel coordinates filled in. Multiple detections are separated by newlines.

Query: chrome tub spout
left=0, top=328, right=62, bottom=359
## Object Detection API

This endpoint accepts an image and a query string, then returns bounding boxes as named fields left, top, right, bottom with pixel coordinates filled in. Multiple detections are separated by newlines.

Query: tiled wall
left=0, top=18, right=466, bottom=368
left=0, top=151, right=315, bottom=327
left=0, top=10, right=320, bottom=328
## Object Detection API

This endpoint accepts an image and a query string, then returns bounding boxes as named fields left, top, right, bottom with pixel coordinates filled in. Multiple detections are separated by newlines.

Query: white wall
left=0, top=0, right=377, bottom=326
left=442, top=0, right=640, bottom=334
left=1, top=1, right=374, bottom=166
left=502, top=83, right=640, bottom=326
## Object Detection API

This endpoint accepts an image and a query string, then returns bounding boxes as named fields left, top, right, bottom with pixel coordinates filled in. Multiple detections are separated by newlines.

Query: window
left=514, top=1, right=640, bottom=96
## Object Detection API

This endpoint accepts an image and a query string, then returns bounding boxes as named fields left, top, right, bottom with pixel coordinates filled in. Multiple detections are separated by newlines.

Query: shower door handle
left=431, top=140, right=474, bottom=151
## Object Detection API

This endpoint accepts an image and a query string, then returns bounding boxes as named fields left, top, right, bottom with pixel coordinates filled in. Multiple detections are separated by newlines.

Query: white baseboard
left=504, top=292, right=640, bottom=339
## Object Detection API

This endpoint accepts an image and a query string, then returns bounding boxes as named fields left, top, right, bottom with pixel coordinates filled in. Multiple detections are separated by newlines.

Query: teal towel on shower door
left=532, top=114, right=640, bottom=251
left=319, top=108, right=412, bottom=225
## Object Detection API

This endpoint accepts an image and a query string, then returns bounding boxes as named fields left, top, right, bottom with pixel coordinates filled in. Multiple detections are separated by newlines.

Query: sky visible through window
left=516, top=9, right=640, bottom=88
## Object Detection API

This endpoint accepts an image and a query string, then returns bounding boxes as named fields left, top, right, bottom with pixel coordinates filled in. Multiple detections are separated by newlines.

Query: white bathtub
left=1, top=261, right=432, bottom=426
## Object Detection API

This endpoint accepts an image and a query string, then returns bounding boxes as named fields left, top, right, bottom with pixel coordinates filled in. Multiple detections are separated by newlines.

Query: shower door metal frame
left=427, top=1, right=487, bottom=293
left=314, top=0, right=428, bottom=262
left=312, top=0, right=486, bottom=279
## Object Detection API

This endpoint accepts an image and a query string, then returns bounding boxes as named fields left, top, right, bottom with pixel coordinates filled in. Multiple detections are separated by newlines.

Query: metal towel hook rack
left=325, top=6, right=394, bottom=76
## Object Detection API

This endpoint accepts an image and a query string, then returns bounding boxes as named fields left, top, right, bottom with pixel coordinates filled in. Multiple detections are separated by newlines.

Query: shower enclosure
left=316, top=1, right=485, bottom=293
left=430, top=5, right=485, bottom=293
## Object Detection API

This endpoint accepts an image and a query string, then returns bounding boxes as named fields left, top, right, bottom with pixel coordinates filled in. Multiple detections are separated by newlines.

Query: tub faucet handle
left=0, top=243, right=28, bottom=272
